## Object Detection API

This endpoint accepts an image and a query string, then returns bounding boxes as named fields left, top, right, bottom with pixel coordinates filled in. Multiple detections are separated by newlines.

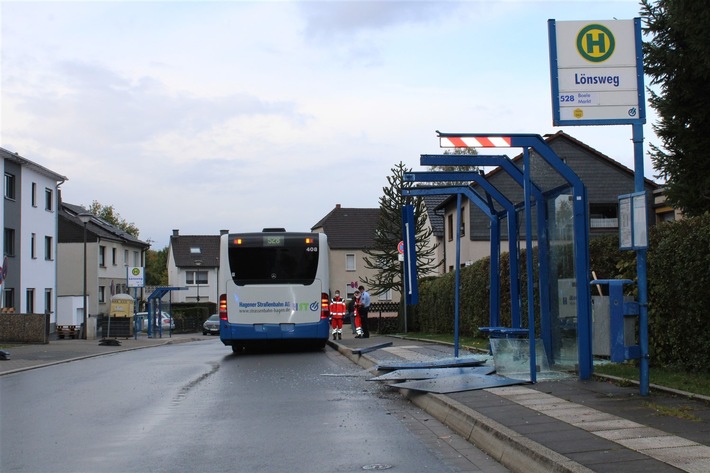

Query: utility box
left=109, top=293, right=134, bottom=317
left=103, top=294, right=135, bottom=338
left=590, top=280, right=639, bottom=361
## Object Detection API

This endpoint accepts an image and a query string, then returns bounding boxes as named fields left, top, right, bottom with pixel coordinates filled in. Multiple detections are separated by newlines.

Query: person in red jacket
left=329, top=291, right=347, bottom=340
left=349, top=290, right=364, bottom=338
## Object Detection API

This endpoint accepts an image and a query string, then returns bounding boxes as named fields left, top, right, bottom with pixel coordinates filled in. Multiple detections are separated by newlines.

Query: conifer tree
left=361, top=162, right=440, bottom=297
left=642, top=0, right=710, bottom=215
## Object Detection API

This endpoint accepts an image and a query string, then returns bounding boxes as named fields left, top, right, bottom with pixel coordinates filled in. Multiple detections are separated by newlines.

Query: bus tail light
left=321, top=293, right=330, bottom=319
left=219, top=294, right=228, bottom=321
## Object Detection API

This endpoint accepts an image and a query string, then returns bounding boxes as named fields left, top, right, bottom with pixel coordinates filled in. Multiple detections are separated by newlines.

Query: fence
left=368, top=302, right=400, bottom=334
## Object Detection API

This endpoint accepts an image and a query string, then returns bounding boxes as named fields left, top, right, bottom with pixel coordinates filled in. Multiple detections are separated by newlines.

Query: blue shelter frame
left=141, top=287, right=187, bottom=339
left=405, top=132, right=593, bottom=381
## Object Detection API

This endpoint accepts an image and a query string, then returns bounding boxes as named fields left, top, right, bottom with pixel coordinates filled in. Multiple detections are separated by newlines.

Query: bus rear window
left=228, top=235, right=319, bottom=285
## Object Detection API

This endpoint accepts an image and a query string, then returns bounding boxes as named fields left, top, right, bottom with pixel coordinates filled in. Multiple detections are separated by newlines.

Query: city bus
left=218, top=229, right=330, bottom=352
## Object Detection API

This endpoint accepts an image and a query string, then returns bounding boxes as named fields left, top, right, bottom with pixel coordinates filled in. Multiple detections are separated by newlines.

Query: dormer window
left=190, top=247, right=201, bottom=254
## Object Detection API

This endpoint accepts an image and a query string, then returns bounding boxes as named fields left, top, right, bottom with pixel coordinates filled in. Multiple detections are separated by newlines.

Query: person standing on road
left=349, top=290, right=364, bottom=338
left=329, top=291, right=347, bottom=340
left=358, top=285, right=371, bottom=338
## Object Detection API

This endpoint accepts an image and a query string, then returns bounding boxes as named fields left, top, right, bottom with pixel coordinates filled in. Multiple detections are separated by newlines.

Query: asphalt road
left=0, top=338, right=509, bottom=473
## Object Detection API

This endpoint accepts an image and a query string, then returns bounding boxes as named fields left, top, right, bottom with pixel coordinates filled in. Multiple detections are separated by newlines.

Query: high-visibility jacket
left=329, top=300, right=347, bottom=318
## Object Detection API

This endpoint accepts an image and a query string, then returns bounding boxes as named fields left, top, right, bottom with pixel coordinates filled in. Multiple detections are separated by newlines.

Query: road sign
left=548, top=19, right=645, bottom=126
left=397, top=240, right=404, bottom=254
left=127, top=266, right=144, bottom=288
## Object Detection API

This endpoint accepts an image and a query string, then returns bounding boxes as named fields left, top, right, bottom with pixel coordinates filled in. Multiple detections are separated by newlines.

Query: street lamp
left=78, top=212, right=92, bottom=339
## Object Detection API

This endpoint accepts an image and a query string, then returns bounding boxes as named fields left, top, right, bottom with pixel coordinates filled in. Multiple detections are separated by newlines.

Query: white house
left=166, top=229, right=221, bottom=303
left=1, top=147, right=67, bottom=318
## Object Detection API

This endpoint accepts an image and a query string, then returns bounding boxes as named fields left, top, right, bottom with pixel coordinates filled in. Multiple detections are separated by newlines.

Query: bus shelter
left=141, top=287, right=186, bottom=339
left=403, top=132, right=593, bottom=382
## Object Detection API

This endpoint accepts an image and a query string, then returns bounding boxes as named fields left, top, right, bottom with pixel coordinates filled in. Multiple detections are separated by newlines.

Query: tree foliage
left=427, top=147, right=479, bottom=186
left=641, top=0, right=710, bottom=216
left=87, top=201, right=140, bottom=237
left=361, top=162, right=440, bottom=296
left=145, top=247, right=168, bottom=286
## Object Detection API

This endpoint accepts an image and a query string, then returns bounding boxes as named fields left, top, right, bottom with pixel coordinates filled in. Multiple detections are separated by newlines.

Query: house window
left=112, top=248, right=117, bottom=265
left=460, top=217, right=466, bottom=237
left=190, top=247, right=201, bottom=254
left=4, top=228, right=14, bottom=256
left=133, top=251, right=139, bottom=266
left=31, top=183, right=37, bottom=207
left=99, top=246, right=106, bottom=267
left=4, top=288, right=14, bottom=311
left=589, top=203, right=619, bottom=229
left=26, top=289, right=35, bottom=313
left=45, top=288, right=52, bottom=314
left=98, top=286, right=106, bottom=304
left=378, top=289, right=392, bottom=301
left=346, top=254, right=356, bottom=271
left=45, top=236, right=53, bottom=260
left=31, top=233, right=36, bottom=259
left=45, top=188, right=53, bottom=211
left=186, top=271, right=208, bottom=285
left=447, top=214, right=454, bottom=241
left=4, top=173, right=16, bottom=200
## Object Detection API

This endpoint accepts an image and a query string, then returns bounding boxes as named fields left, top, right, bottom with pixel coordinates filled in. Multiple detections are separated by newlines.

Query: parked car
left=203, top=314, right=220, bottom=336
left=137, top=311, right=175, bottom=332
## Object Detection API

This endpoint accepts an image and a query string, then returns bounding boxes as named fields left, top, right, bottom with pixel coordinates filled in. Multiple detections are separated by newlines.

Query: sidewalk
left=2, top=331, right=708, bottom=472
left=329, top=331, right=710, bottom=473
left=0, top=332, right=205, bottom=376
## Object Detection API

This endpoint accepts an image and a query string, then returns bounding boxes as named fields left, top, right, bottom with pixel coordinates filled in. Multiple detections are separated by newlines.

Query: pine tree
left=361, top=162, right=440, bottom=297
left=642, top=0, right=710, bottom=216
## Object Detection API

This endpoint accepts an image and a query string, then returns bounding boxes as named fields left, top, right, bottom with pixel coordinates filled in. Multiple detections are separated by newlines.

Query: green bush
left=647, top=213, right=710, bottom=373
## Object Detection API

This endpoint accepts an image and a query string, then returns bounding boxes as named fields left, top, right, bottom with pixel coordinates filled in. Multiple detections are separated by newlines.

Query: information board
left=549, top=19, right=645, bottom=126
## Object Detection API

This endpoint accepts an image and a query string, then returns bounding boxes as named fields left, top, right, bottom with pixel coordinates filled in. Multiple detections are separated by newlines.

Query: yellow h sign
left=576, top=24, right=615, bottom=63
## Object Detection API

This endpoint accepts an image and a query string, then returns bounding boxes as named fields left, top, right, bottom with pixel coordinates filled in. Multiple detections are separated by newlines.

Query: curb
left=327, top=339, right=591, bottom=473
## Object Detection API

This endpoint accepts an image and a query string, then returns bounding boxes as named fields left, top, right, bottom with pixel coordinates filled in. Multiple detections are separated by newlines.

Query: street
left=0, top=338, right=509, bottom=473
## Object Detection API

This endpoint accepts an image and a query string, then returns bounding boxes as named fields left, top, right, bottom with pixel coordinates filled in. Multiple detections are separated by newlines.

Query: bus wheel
left=231, top=345, right=244, bottom=354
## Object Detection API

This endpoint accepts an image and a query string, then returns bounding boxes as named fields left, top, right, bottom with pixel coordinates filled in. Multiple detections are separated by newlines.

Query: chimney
left=336, top=204, right=341, bottom=209
left=220, top=229, right=229, bottom=235
left=172, top=229, right=179, bottom=237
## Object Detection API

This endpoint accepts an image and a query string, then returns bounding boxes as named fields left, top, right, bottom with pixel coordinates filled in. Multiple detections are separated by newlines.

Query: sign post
left=127, top=267, right=145, bottom=339
left=549, top=18, right=649, bottom=395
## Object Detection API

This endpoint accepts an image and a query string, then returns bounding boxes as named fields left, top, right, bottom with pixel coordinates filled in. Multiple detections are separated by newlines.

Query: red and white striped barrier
left=439, top=136, right=512, bottom=148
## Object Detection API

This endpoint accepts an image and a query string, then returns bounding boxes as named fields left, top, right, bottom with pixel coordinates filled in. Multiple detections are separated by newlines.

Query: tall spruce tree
left=361, top=162, right=440, bottom=297
left=642, top=0, right=710, bottom=216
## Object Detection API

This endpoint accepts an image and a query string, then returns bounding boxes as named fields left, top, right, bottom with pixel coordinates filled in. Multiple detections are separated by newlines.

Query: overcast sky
left=1, top=0, right=656, bottom=249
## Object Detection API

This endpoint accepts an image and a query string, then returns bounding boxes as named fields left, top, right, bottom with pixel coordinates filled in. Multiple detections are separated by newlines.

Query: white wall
left=57, top=295, right=84, bottom=326
left=19, top=166, right=59, bottom=317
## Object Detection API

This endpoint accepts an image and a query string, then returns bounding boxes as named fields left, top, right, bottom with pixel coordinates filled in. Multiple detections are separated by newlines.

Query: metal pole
left=402, top=260, right=407, bottom=333
left=454, top=194, right=462, bottom=358
left=633, top=123, right=650, bottom=396
left=82, top=221, right=88, bottom=340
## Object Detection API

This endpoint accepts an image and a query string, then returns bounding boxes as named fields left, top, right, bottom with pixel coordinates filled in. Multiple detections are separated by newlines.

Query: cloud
left=297, top=1, right=453, bottom=39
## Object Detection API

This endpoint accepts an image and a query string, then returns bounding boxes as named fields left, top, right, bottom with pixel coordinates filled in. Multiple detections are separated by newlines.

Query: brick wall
left=0, top=313, right=49, bottom=344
